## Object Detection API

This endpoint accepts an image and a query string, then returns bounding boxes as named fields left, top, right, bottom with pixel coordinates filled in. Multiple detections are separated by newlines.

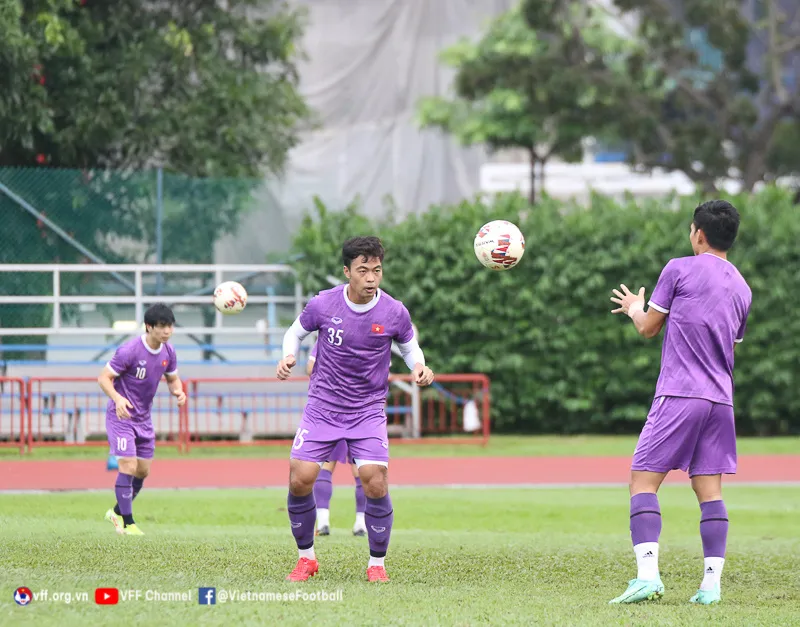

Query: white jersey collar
left=141, top=334, right=163, bottom=355
left=343, top=286, right=381, bottom=313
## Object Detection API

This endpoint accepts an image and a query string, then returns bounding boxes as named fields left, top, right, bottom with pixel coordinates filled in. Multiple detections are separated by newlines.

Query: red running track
left=1, top=455, right=799, bottom=491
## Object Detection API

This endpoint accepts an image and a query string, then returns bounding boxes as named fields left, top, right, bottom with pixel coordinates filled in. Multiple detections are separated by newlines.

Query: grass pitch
left=1, top=485, right=798, bottom=626
left=3, top=434, right=800, bottom=461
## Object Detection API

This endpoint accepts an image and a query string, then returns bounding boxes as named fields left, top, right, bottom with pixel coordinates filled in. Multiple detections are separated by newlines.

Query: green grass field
left=1, top=486, right=798, bottom=626
left=3, top=434, right=800, bottom=461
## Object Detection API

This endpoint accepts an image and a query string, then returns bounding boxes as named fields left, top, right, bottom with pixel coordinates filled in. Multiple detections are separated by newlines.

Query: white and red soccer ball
left=213, top=281, right=248, bottom=315
left=473, top=220, right=525, bottom=271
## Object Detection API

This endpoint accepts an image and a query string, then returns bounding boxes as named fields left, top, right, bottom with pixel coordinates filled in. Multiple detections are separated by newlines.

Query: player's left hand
left=610, top=284, right=645, bottom=316
left=172, top=388, right=187, bottom=406
left=412, top=363, right=434, bottom=387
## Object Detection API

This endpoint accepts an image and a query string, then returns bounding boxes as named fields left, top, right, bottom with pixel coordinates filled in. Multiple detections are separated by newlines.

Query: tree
left=415, top=3, right=636, bottom=203
left=1, top=0, right=310, bottom=176
left=0, top=0, right=311, bottom=349
left=522, top=0, right=800, bottom=192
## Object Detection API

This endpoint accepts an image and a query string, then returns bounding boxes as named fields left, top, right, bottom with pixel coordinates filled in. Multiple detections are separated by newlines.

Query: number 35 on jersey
left=327, top=328, right=343, bottom=346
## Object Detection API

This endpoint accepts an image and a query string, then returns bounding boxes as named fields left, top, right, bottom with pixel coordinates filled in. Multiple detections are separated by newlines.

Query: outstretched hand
left=611, top=284, right=645, bottom=316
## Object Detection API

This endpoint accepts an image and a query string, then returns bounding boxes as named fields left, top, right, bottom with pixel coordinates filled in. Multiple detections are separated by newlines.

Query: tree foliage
left=521, top=0, right=800, bottom=192
left=0, top=0, right=311, bottom=346
left=290, top=187, right=800, bottom=436
left=0, top=0, right=310, bottom=177
left=416, top=3, right=635, bottom=203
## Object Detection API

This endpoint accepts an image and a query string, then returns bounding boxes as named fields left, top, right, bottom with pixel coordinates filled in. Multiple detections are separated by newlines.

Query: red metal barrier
left=0, top=377, right=26, bottom=454
left=26, top=378, right=185, bottom=451
left=388, top=373, right=491, bottom=445
left=180, top=374, right=491, bottom=452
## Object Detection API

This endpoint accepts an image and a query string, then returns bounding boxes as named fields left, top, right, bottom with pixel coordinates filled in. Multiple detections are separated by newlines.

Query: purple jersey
left=648, top=253, right=751, bottom=405
left=105, top=335, right=178, bottom=422
left=298, top=285, right=414, bottom=413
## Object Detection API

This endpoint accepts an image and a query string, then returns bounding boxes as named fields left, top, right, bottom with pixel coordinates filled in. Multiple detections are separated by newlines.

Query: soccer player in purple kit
left=277, top=236, right=434, bottom=583
left=608, top=200, right=751, bottom=605
left=306, top=340, right=368, bottom=537
left=98, top=304, right=186, bottom=535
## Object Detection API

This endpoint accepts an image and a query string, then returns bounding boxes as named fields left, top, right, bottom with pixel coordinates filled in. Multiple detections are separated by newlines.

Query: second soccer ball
left=213, top=281, right=248, bottom=314
left=474, top=220, right=525, bottom=271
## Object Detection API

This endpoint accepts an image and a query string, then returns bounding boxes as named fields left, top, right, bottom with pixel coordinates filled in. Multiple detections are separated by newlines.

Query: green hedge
left=290, top=188, right=800, bottom=435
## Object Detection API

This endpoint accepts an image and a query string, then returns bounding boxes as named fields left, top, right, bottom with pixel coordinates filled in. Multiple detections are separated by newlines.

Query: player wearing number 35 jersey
left=277, top=236, right=434, bottom=583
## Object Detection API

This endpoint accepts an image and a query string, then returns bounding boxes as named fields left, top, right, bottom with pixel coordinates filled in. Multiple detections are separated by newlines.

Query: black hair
left=342, top=236, right=385, bottom=268
left=692, top=200, right=740, bottom=251
left=144, top=303, right=175, bottom=330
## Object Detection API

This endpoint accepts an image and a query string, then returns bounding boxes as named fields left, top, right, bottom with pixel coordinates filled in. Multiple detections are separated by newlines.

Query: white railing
left=0, top=264, right=304, bottom=336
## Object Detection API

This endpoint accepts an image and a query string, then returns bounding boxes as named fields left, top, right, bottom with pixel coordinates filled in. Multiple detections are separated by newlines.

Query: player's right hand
left=115, top=397, right=133, bottom=419
left=277, top=355, right=296, bottom=380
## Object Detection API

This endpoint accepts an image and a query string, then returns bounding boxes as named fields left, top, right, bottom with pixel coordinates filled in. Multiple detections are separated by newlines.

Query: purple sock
left=314, top=469, right=333, bottom=510
left=114, top=476, right=144, bottom=516
left=700, top=500, right=729, bottom=557
left=287, top=492, right=316, bottom=550
left=630, top=493, right=662, bottom=545
left=114, top=472, right=134, bottom=517
left=365, top=494, right=393, bottom=557
left=354, top=477, right=366, bottom=514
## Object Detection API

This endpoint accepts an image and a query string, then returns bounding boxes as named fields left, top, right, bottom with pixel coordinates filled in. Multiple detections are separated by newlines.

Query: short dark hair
left=342, top=236, right=385, bottom=268
left=144, top=303, right=175, bottom=330
left=692, top=200, right=740, bottom=251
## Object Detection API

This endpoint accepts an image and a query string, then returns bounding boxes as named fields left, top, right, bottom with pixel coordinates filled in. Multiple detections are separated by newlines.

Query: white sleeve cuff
left=648, top=300, right=669, bottom=314
left=105, top=363, right=120, bottom=377
left=397, top=336, right=425, bottom=370
left=734, top=338, right=743, bottom=344
left=283, top=318, right=312, bottom=359
left=165, top=370, right=178, bottom=376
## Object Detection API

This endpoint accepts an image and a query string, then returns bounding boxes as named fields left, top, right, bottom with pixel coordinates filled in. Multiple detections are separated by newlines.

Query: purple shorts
left=328, top=440, right=351, bottom=464
left=632, top=396, right=736, bottom=476
left=290, top=404, right=389, bottom=466
left=106, top=412, right=155, bottom=459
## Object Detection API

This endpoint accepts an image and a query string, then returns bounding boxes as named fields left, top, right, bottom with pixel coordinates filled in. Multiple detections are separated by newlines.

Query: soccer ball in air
left=474, top=220, right=525, bottom=271
left=213, top=281, right=248, bottom=315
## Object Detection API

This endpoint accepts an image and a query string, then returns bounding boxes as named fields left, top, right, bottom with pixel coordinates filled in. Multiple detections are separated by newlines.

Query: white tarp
left=216, top=0, right=515, bottom=263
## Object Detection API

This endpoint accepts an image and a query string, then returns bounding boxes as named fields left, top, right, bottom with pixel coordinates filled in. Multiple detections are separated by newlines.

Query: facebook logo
left=198, top=587, right=216, bottom=605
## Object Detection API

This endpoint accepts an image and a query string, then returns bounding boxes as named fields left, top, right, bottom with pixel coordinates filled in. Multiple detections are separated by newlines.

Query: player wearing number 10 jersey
left=277, top=236, right=434, bottom=583
left=97, top=304, right=186, bottom=536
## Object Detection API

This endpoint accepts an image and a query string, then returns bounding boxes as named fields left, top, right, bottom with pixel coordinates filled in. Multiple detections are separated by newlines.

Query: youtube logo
left=95, top=588, right=119, bottom=605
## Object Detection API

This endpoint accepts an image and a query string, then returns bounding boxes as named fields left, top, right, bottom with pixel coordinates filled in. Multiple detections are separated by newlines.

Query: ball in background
left=474, top=220, right=525, bottom=271
left=213, top=281, right=248, bottom=314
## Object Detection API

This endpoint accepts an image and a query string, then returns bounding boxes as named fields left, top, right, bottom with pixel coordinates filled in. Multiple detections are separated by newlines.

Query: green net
left=0, top=167, right=265, bottom=350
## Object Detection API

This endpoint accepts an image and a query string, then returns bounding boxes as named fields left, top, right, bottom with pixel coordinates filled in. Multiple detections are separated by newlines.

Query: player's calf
left=287, top=459, right=321, bottom=579
left=359, top=463, right=393, bottom=579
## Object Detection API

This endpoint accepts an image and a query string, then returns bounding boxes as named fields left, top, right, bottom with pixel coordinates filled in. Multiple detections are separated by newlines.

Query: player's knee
left=117, top=458, right=137, bottom=475
left=288, top=466, right=317, bottom=496
left=136, top=465, right=151, bottom=479
left=360, top=467, right=388, bottom=498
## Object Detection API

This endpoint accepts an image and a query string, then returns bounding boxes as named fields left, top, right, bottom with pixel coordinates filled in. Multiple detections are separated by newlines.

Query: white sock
left=354, top=512, right=366, bottom=528
left=368, top=556, right=385, bottom=568
left=700, top=557, right=724, bottom=591
left=298, top=547, right=315, bottom=560
left=316, top=508, right=330, bottom=528
left=634, top=542, right=660, bottom=581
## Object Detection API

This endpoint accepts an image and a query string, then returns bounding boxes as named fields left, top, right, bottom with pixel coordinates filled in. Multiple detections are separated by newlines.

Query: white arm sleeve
left=282, top=318, right=312, bottom=359
left=397, top=336, right=425, bottom=371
